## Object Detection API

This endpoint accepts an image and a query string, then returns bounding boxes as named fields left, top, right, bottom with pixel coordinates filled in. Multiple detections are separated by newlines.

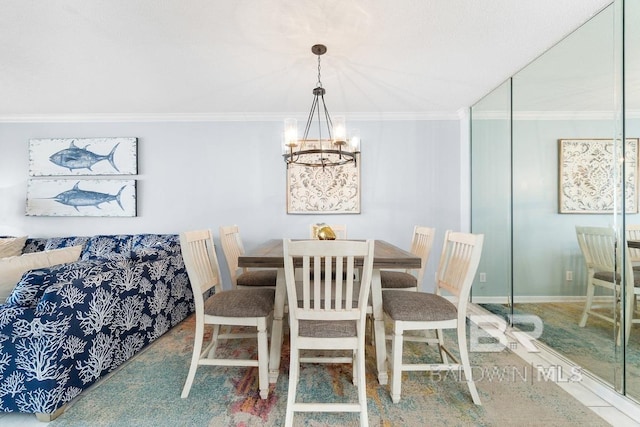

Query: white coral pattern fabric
left=0, top=234, right=193, bottom=415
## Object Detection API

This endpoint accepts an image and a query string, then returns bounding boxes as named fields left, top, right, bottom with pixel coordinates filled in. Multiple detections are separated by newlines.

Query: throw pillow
left=0, top=245, right=83, bottom=303
left=0, top=236, right=28, bottom=258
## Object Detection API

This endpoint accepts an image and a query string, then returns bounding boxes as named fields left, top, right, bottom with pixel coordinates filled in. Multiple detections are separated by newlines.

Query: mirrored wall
left=471, top=0, right=640, bottom=400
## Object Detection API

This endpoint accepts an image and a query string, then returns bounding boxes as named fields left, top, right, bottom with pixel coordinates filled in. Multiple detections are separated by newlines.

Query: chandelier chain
left=317, top=55, right=322, bottom=88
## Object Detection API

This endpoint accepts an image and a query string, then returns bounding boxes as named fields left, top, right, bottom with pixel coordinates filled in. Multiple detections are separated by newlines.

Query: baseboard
left=471, top=295, right=613, bottom=304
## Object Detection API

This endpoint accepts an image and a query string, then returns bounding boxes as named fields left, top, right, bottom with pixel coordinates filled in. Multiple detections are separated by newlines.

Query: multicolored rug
left=50, top=314, right=609, bottom=426
left=482, top=301, right=640, bottom=400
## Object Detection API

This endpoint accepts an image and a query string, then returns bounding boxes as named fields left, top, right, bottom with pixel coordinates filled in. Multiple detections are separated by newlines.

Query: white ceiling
left=0, top=0, right=612, bottom=121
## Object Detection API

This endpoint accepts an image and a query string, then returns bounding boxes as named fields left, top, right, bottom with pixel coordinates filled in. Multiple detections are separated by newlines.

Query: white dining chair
left=219, top=225, right=277, bottom=289
left=179, top=229, right=274, bottom=400
left=626, top=224, right=640, bottom=267
left=283, top=238, right=374, bottom=427
left=576, top=225, right=640, bottom=344
left=382, top=230, right=484, bottom=404
left=381, top=225, right=435, bottom=292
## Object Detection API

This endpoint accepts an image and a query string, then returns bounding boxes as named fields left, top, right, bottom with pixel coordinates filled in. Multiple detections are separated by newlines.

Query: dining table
left=238, top=238, right=422, bottom=385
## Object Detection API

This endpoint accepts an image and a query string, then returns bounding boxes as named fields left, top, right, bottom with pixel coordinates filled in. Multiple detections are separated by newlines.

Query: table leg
left=372, top=268, right=389, bottom=385
left=269, top=268, right=286, bottom=383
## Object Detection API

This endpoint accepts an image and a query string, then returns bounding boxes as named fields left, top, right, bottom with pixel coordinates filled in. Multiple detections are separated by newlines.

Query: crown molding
left=472, top=110, right=640, bottom=120
left=0, top=111, right=461, bottom=123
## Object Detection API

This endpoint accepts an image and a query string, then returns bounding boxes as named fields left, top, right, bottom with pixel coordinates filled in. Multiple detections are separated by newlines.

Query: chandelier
left=282, top=44, right=360, bottom=168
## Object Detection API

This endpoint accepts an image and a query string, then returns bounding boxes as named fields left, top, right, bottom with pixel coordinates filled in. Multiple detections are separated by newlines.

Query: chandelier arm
left=320, top=94, right=333, bottom=141
left=303, top=95, right=319, bottom=142
left=315, top=95, right=324, bottom=149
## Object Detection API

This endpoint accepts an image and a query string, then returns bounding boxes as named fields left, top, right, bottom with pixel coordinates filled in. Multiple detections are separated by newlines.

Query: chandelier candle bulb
left=349, top=129, right=361, bottom=150
left=332, top=115, right=346, bottom=142
left=284, top=118, right=298, bottom=147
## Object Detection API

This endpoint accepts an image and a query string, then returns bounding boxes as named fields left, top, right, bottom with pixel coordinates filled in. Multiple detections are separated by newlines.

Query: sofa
left=0, top=234, right=194, bottom=420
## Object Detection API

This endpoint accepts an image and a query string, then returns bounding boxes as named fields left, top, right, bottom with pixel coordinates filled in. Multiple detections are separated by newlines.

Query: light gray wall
left=0, top=119, right=462, bottom=290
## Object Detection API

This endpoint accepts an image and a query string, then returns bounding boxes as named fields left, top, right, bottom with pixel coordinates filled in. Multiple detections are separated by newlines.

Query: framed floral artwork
left=286, top=159, right=361, bottom=214
left=558, top=138, right=639, bottom=213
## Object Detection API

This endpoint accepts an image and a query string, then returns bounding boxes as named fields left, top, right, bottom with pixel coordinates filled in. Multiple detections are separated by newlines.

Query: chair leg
left=457, top=322, right=481, bottom=405
left=352, top=349, right=358, bottom=385
left=625, top=290, right=635, bottom=345
left=257, top=318, right=269, bottom=399
left=436, top=329, right=448, bottom=364
left=207, top=324, right=221, bottom=358
left=181, top=319, right=205, bottom=398
left=285, top=345, right=299, bottom=427
left=579, top=278, right=595, bottom=327
left=390, top=323, right=404, bottom=403
left=356, top=342, right=369, bottom=427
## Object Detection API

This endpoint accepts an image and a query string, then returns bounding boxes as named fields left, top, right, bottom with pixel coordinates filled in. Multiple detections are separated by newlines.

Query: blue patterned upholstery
left=0, top=234, right=193, bottom=416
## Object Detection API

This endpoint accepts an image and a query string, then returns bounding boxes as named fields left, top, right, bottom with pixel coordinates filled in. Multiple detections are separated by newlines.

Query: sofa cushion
left=81, top=234, right=139, bottom=260
left=0, top=245, right=83, bottom=303
left=0, top=236, right=27, bottom=258
left=45, top=236, right=90, bottom=251
left=22, top=237, right=48, bottom=254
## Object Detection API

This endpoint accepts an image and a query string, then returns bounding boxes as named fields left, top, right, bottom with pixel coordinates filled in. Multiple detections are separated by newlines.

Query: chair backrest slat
left=626, top=225, right=640, bottom=264
left=409, top=226, right=436, bottom=284
left=284, top=239, right=374, bottom=324
left=575, top=226, right=616, bottom=273
left=180, top=230, right=223, bottom=304
left=435, top=231, right=484, bottom=310
left=219, top=225, right=247, bottom=288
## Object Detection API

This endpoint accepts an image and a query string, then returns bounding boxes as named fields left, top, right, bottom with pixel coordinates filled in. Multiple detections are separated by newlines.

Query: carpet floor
left=482, top=301, right=640, bottom=400
left=49, top=313, right=610, bottom=426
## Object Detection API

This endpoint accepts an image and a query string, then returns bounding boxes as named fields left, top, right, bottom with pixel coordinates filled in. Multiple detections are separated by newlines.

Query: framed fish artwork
left=26, top=179, right=137, bottom=217
left=29, top=137, right=137, bottom=176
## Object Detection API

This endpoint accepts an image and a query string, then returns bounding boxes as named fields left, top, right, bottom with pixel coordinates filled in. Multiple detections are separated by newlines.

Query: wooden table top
left=238, top=239, right=422, bottom=270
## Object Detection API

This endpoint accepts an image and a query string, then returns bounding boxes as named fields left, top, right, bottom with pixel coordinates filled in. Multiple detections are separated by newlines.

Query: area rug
left=50, top=314, right=609, bottom=426
left=482, top=302, right=640, bottom=400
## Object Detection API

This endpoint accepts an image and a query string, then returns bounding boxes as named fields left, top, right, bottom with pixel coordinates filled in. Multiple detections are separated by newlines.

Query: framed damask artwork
left=287, top=159, right=361, bottom=214
left=558, top=138, right=639, bottom=213
left=29, top=137, right=138, bottom=176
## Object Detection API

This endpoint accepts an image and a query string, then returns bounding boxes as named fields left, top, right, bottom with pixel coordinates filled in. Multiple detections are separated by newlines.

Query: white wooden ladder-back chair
left=382, top=230, right=484, bottom=405
left=283, top=238, right=375, bottom=427
left=577, top=226, right=640, bottom=343
left=219, top=225, right=277, bottom=289
left=179, top=229, right=275, bottom=400
left=626, top=224, right=640, bottom=267
left=381, top=225, right=435, bottom=291
left=576, top=226, right=618, bottom=329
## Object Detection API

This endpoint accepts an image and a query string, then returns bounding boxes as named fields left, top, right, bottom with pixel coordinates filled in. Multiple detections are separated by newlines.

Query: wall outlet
left=565, top=270, right=573, bottom=281
left=479, top=272, right=487, bottom=282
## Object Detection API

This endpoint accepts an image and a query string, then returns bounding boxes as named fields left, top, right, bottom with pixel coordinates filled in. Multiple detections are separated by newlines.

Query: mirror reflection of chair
left=309, top=224, right=348, bottom=240
left=219, top=225, right=277, bottom=289
left=382, top=230, right=484, bottom=404
left=627, top=224, right=640, bottom=267
left=576, top=226, right=617, bottom=329
left=179, top=229, right=275, bottom=400
left=576, top=226, right=640, bottom=343
left=283, top=238, right=375, bottom=427
left=381, top=226, right=435, bottom=292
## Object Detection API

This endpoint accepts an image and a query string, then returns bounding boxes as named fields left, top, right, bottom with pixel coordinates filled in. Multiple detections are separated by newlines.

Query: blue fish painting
left=49, top=141, right=120, bottom=172
left=26, top=179, right=136, bottom=217
left=52, top=182, right=126, bottom=212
